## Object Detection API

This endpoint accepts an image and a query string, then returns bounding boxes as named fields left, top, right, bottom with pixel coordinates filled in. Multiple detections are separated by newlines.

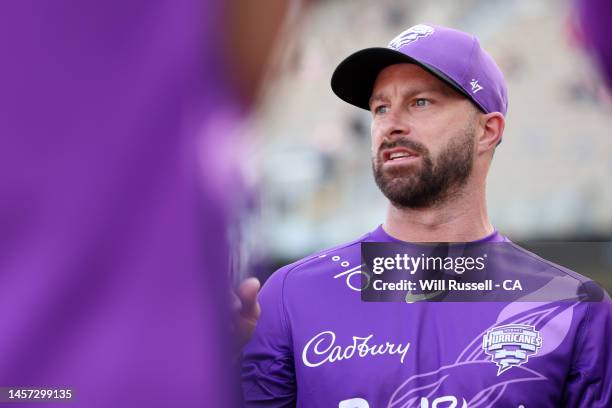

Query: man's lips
left=381, top=147, right=420, bottom=164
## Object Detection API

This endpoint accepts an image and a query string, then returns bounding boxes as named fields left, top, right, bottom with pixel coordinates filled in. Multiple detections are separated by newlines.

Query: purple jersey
left=242, top=225, right=611, bottom=407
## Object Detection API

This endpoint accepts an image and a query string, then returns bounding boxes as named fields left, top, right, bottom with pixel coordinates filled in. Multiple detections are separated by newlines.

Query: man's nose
left=380, top=109, right=410, bottom=140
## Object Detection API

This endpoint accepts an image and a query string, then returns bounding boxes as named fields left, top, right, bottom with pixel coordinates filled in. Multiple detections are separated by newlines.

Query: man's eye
left=374, top=105, right=389, bottom=114
left=415, top=98, right=430, bottom=107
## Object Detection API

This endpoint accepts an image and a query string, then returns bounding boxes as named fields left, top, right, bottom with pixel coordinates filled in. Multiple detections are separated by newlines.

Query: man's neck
left=382, top=187, right=493, bottom=242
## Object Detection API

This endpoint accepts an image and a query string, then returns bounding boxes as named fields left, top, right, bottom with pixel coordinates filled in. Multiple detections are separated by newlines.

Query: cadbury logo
left=302, top=330, right=410, bottom=368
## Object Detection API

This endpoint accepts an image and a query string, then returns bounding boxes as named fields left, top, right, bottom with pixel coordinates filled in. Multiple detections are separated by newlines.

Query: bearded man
left=242, top=24, right=611, bottom=407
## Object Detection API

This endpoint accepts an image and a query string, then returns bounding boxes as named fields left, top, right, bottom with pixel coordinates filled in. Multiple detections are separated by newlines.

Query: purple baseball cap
left=331, top=24, right=508, bottom=115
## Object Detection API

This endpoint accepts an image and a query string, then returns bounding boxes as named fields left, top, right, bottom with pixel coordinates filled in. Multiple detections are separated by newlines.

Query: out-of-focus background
left=236, top=0, right=612, bottom=289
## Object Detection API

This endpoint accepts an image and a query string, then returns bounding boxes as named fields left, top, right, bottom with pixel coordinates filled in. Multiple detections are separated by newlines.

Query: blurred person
left=0, top=0, right=300, bottom=406
left=242, top=24, right=611, bottom=407
left=575, top=0, right=612, bottom=92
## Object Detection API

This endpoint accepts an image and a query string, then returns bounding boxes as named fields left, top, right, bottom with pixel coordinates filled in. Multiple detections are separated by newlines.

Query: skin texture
left=372, top=97, right=477, bottom=209
left=369, top=64, right=505, bottom=242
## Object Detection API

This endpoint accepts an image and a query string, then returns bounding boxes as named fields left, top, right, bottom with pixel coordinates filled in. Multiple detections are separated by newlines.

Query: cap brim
left=330, top=47, right=475, bottom=111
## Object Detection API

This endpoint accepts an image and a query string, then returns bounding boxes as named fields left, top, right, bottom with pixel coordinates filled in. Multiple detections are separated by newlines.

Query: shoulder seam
left=282, top=231, right=371, bottom=274
left=278, top=231, right=373, bottom=335
left=506, top=242, right=590, bottom=285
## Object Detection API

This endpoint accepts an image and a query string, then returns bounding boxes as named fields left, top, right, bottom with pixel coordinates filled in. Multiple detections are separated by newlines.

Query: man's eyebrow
left=369, top=84, right=458, bottom=107
left=368, top=88, right=427, bottom=106
left=368, top=93, right=389, bottom=107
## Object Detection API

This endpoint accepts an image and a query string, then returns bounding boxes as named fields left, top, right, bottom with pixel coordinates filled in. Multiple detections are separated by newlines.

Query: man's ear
left=477, top=112, right=505, bottom=154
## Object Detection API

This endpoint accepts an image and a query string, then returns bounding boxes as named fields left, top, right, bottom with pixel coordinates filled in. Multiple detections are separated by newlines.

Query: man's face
left=370, top=63, right=480, bottom=208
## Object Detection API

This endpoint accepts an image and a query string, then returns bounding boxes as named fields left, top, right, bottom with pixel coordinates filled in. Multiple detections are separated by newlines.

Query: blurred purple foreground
left=0, top=0, right=241, bottom=406
left=576, top=0, right=612, bottom=90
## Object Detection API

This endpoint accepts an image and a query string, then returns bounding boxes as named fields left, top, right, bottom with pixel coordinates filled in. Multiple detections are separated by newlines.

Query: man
left=242, top=24, right=611, bottom=407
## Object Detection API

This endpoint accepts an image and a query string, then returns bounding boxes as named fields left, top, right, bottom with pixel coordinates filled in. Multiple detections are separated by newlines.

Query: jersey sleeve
left=562, top=298, right=612, bottom=407
left=241, top=266, right=297, bottom=407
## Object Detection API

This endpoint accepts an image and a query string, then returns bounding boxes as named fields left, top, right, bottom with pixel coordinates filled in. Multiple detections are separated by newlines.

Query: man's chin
left=379, top=174, right=420, bottom=188
left=380, top=182, right=419, bottom=201
left=385, top=192, right=434, bottom=209
left=376, top=175, right=439, bottom=208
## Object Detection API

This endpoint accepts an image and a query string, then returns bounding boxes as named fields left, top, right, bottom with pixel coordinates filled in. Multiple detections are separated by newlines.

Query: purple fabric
left=0, top=1, right=239, bottom=406
left=577, top=0, right=612, bottom=90
left=242, top=225, right=611, bottom=407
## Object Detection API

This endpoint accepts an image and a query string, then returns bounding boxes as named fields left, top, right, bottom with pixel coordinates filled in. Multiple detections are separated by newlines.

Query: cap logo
left=470, top=78, right=484, bottom=94
left=388, top=24, right=434, bottom=50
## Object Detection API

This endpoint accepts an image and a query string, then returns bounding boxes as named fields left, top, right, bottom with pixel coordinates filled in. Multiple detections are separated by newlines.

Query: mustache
left=378, top=138, right=428, bottom=156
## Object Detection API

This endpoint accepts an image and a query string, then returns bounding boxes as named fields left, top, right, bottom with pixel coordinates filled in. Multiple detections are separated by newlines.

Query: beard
left=372, top=125, right=476, bottom=209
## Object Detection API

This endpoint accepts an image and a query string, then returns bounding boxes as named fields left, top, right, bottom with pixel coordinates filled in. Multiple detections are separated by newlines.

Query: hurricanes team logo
left=388, top=24, right=434, bottom=50
left=482, top=324, right=542, bottom=375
